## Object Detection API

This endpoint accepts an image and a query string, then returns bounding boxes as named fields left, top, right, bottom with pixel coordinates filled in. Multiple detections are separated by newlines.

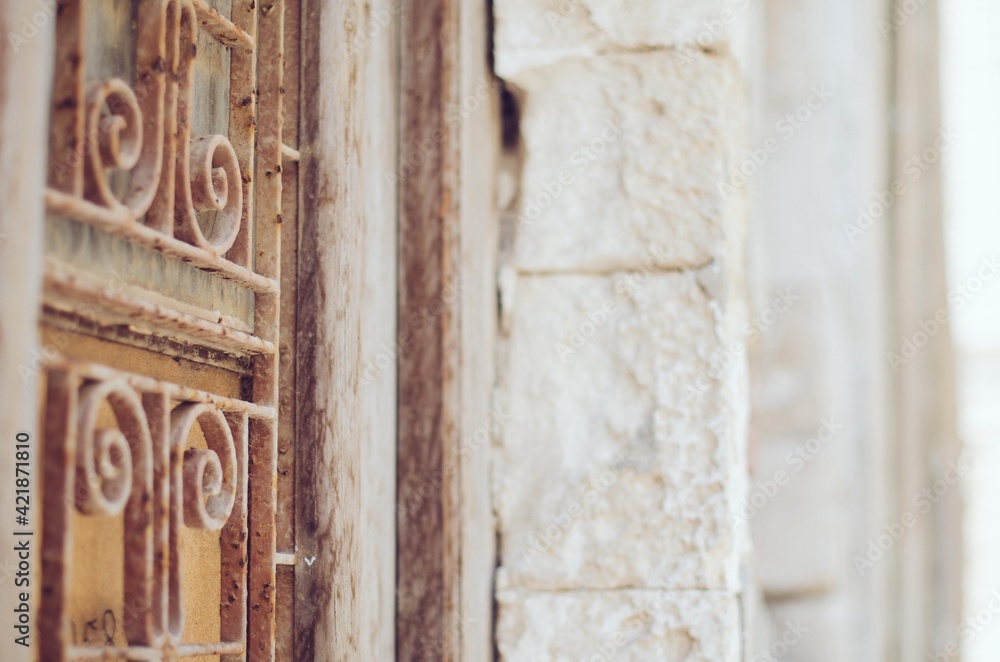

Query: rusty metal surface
left=44, top=260, right=276, bottom=357
left=39, top=0, right=287, bottom=659
left=45, top=0, right=268, bottom=289
left=40, top=361, right=252, bottom=661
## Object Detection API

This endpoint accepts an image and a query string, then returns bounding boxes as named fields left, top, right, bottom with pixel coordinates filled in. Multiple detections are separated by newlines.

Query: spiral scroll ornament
left=49, top=0, right=252, bottom=267
left=83, top=79, right=144, bottom=214
left=74, top=380, right=152, bottom=517
left=170, top=402, right=238, bottom=530
left=179, top=135, right=244, bottom=253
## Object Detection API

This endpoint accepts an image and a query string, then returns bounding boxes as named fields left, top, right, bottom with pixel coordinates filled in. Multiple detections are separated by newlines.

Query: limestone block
left=495, top=271, right=744, bottom=591
left=494, top=0, right=750, bottom=78
left=506, top=52, right=743, bottom=272
left=495, top=589, right=741, bottom=661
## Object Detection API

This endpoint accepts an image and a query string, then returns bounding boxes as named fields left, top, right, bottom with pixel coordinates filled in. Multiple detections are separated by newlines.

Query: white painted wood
left=892, top=1, right=962, bottom=656
left=459, top=0, right=500, bottom=659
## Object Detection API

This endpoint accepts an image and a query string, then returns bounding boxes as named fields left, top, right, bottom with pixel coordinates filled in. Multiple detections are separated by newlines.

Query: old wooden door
left=1, top=0, right=497, bottom=658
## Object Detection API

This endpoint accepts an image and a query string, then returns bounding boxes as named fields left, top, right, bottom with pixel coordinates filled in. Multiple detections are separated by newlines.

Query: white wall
left=941, top=0, right=1000, bottom=659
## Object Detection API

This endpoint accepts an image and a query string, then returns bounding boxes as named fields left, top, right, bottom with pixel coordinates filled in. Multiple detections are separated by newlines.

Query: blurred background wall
left=746, top=0, right=963, bottom=659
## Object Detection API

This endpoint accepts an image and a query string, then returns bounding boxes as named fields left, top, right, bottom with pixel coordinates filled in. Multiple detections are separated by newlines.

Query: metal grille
left=37, top=0, right=290, bottom=659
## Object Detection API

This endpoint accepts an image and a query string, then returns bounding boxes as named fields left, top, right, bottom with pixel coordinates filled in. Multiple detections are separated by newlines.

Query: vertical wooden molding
left=397, top=0, right=462, bottom=659
left=889, top=0, right=962, bottom=656
left=456, top=0, right=499, bottom=659
left=295, top=0, right=398, bottom=660
left=0, top=2, right=52, bottom=660
left=397, top=0, right=499, bottom=658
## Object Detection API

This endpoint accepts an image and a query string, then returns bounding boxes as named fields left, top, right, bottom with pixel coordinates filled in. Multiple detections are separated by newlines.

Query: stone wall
left=493, top=2, right=754, bottom=658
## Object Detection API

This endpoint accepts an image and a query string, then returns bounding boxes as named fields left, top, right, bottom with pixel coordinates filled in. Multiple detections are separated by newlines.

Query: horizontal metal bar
left=43, top=306, right=255, bottom=374
left=274, top=552, right=297, bottom=566
left=281, top=143, right=301, bottom=162
left=45, top=189, right=278, bottom=295
left=177, top=641, right=246, bottom=656
left=45, top=260, right=276, bottom=357
left=70, top=640, right=244, bottom=659
left=45, top=353, right=276, bottom=419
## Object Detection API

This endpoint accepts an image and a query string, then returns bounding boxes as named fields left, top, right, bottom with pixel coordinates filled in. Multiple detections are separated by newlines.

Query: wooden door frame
left=293, top=0, right=400, bottom=659
left=397, top=0, right=498, bottom=659
left=295, top=0, right=497, bottom=658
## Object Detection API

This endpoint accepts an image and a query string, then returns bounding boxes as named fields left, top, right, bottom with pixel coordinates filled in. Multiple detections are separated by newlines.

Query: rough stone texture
left=495, top=590, right=741, bottom=661
left=495, top=271, right=744, bottom=591
left=494, top=0, right=748, bottom=78
left=494, top=1, right=752, bottom=657
left=507, top=52, right=743, bottom=273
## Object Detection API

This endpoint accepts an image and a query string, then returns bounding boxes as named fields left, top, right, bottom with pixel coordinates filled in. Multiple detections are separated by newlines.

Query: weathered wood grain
left=398, top=0, right=500, bottom=658
left=295, top=0, right=398, bottom=659
left=397, top=0, right=461, bottom=658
